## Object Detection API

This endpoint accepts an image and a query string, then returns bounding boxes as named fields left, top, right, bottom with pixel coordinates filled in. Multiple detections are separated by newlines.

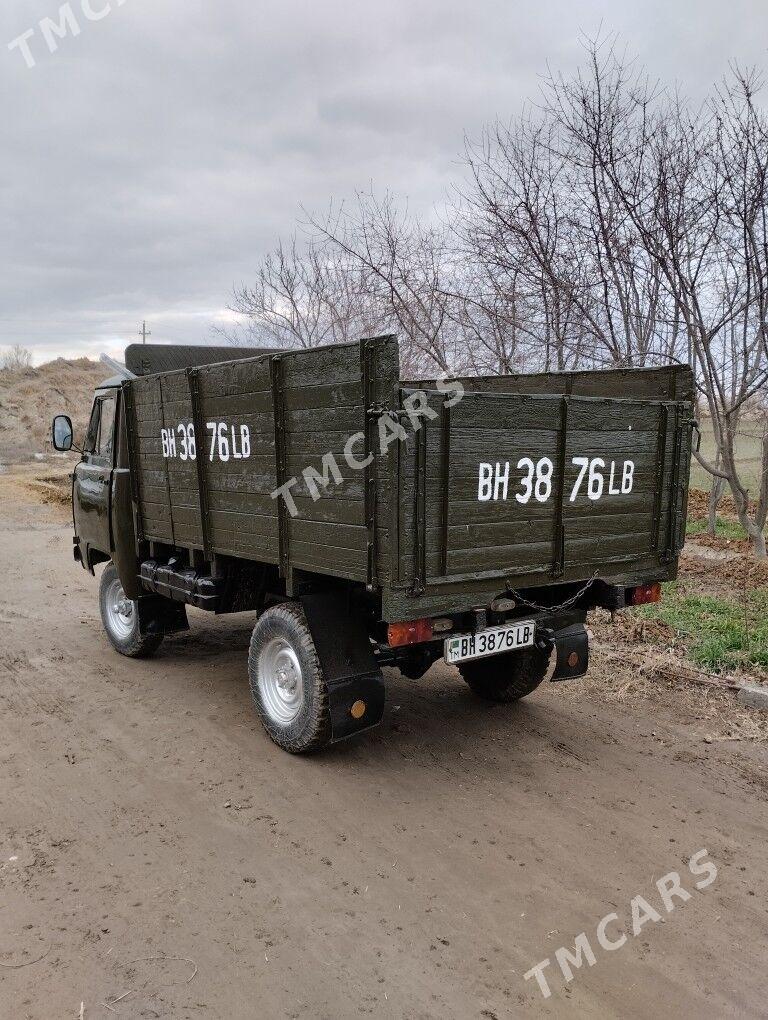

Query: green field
left=689, top=422, right=764, bottom=492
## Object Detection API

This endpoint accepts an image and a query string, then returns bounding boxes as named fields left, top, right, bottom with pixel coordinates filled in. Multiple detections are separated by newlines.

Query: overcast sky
left=1, top=0, right=767, bottom=364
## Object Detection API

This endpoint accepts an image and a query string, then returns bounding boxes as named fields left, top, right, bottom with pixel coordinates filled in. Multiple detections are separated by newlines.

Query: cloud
left=1, top=0, right=767, bottom=362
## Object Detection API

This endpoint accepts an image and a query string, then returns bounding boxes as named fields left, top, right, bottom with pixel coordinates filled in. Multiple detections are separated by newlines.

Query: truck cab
left=55, top=377, right=138, bottom=594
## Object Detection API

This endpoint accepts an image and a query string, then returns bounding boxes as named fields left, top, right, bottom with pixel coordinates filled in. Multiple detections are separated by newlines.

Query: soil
left=1, top=469, right=767, bottom=1019
left=686, top=487, right=755, bottom=521
left=0, top=358, right=105, bottom=462
left=680, top=544, right=768, bottom=598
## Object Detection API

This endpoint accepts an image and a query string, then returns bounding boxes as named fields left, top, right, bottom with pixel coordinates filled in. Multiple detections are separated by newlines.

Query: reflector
left=629, top=582, right=662, bottom=606
left=387, top=618, right=434, bottom=647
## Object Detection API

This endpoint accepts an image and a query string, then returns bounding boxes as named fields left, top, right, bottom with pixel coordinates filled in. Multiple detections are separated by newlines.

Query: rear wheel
left=99, top=563, right=163, bottom=658
left=458, top=645, right=551, bottom=703
left=248, top=602, right=332, bottom=753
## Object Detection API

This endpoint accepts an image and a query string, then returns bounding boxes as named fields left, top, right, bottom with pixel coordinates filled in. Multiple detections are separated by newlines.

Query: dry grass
left=573, top=498, right=768, bottom=741
left=574, top=605, right=768, bottom=744
left=24, top=473, right=72, bottom=506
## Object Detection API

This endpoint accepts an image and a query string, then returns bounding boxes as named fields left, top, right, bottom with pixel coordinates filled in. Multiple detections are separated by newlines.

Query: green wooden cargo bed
left=122, top=334, right=694, bottom=621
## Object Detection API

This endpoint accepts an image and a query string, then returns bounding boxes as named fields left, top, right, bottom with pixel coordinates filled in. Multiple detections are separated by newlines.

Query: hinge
left=366, top=403, right=409, bottom=421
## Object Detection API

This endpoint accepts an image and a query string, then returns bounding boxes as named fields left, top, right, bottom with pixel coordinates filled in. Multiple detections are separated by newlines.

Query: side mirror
left=52, top=414, right=74, bottom=452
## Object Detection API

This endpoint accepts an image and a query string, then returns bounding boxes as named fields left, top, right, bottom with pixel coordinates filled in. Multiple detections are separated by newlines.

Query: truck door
left=74, top=389, right=117, bottom=569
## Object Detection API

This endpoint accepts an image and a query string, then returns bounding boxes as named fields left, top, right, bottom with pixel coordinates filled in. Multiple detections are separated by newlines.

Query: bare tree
left=224, top=234, right=388, bottom=350
left=0, top=344, right=32, bottom=370
left=461, top=76, right=682, bottom=375
left=308, top=193, right=471, bottom=377
left=461, top=117, right=591, bottom=371
left=576, top=60, right=768, bottom=554
left=441, top=261, right=532, bottom=375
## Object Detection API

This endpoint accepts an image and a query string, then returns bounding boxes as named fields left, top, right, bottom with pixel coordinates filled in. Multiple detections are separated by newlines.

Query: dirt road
left=1, top=473, right=766, bottom=1019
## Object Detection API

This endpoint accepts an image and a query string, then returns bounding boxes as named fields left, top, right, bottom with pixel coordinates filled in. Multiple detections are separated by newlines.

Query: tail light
left=387, top=618, right=434, bottom=647
left=628, top=582, right=662, bottom=606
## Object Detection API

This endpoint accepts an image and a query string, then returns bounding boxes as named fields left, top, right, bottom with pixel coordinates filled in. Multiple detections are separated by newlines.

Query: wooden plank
left=198, top=357, right=272, bottom=393
left=208, top=508, right=278, bottom=538
left=289, top=519, right=368, bottom=552
left=290, top=496, right=366, bottom=527
left=401, top=462, right=661, bottom=506
left=287, top=430, right=367, bottom=458
left=410, top=364, right=694, bottom=403
left=445, top=495, right=651, bottom=523
left=289, top=540, right=367, bottom=578
left=283, top=379, right=363, bottom=411
left=449, top=393, right=669, bottom=433
left=280, top=342, right=363, bottom=389
left=196, top=389, right=273, bottom=416
left=285, top=405, right=364, bottom=435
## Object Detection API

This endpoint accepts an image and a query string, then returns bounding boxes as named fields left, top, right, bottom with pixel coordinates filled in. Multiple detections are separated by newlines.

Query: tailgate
left=397, top=388, right=693, bottom=593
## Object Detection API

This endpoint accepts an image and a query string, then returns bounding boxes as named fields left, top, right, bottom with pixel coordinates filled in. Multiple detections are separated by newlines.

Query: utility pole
left=139, top=320, right=151, bottom=344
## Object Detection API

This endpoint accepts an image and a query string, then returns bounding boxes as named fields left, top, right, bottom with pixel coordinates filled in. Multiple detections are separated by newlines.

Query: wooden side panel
left=395, top=388, right=691, bottom=594
left=125, top=341, right=692, bottom=620
left=125, top=338, right=400, bottom=585
left=130, top=374, right=175, bottom=544
left=277, top=344, right=368, bottom=581
left=194, top=356, right=276, bottom=560
left=410, top=364, right=695, bottom=403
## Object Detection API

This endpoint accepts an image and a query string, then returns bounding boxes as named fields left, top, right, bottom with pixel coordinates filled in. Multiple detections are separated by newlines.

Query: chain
left=504, top=571, right=599, bottom=614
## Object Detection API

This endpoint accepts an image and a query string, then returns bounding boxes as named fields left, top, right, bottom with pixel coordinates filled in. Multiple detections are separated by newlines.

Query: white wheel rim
left=105, top=576, right=135, bottom=640
left=258, top=636, right=304, bottom=726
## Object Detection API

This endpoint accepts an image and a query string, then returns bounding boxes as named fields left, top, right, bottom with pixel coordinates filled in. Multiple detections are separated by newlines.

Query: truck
left=51, top=335, right=695, bottom=753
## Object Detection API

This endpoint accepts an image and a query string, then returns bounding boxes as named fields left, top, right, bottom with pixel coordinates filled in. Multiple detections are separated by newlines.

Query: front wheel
left=248, top=602, right=332, bottom=753
left=458, top=645, right=551, bottom=703
left=99, top=563, right=163, bottom=658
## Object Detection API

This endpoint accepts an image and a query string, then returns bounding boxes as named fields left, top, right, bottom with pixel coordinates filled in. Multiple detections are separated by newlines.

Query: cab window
left=84, top=399, right=100, bottom=453
left=85, top=394, right=117, bottom=466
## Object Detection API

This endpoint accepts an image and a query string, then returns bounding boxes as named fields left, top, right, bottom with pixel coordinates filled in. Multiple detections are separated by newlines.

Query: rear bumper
left=380, top=611, right=590, bottom=682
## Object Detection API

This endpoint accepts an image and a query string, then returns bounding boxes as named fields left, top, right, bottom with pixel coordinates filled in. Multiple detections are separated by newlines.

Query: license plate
left=444, top=620, right=536, bottom=665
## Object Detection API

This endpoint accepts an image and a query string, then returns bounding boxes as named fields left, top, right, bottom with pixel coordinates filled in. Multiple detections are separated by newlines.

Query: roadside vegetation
left=686, top=517, right=747, bottom=541
left=629, top=489, right=768, bottom=676
left=635, top=583, right=768, bottom=673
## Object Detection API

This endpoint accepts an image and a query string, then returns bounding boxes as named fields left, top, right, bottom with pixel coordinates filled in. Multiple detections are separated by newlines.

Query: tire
left=99, top=563, right=163, bottom=658
left=248, top=602, right=332, bottom=754
left=458, top=645, right=551, bottom=703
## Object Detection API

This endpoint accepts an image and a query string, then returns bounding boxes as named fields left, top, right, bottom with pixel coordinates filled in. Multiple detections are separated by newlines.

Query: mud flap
left=550, top=623, right=589, bottom=681
left=299, top=593, right=385, bottom=743
left=137, top=594, right=189, bottom=637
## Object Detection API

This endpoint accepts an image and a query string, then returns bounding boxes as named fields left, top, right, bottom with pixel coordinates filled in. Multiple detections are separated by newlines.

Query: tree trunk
left=707, top=475, right=725, bottom=535
left=749, top=527, right=767, bottom=559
